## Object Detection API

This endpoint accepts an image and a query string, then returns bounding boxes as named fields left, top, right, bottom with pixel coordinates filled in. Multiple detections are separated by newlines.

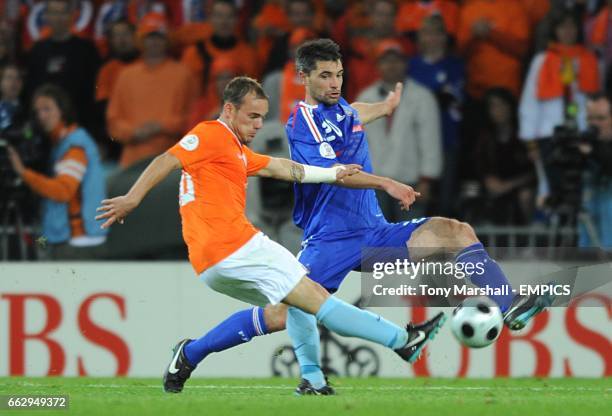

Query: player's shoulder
left=177, top=120, right=226, bottom=150
left=337, top=97, right=357, bottom=118
left=286, top=101, right=324, bottom=142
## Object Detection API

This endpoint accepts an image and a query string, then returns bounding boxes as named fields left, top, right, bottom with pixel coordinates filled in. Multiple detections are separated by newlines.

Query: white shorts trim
left=199, top=233, right=307, bottom=306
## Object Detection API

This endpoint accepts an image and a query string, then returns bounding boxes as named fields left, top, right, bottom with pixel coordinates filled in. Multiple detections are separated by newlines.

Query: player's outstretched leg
left=284, top=276, right=446, bottom=364
left=286, top=307, right=333, bottom=396
left=163, top=339, right=195, bottom=393
left=163, top=307, right=280, bottom=393
left=408, top=217, right=554, bottom=331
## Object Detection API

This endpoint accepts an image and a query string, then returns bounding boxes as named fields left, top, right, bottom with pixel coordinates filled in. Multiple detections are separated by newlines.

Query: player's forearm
left=259, top=158, right=341, bottom=183
left=336, top=170, right=393, bottom=191
left=351, top=101, right=390, bottom=124
left=125, top=152, right=181, bottom=204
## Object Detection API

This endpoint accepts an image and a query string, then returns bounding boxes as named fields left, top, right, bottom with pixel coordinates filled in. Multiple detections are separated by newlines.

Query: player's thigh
left=364, top=218, right=430, bottom=262
left=297, top=236, right=363, bottom=292
left=200, top=233, right=307, bottom=307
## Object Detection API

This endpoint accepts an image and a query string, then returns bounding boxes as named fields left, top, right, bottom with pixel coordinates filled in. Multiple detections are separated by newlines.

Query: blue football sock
left=315, top=296, right=407, bottom=349
left=184, top=307, right=268, bottom=367
left=286, top=307, right=325, bottom=389
left=455, top=242, right=514, bottom=312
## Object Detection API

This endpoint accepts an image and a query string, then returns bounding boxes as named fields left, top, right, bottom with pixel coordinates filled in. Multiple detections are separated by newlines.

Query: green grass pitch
left=1, top=377, right=610, bottom=416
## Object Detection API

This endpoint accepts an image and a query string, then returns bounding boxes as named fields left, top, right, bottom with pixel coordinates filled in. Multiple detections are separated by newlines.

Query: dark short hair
left=549, top=8, right=583, bottom=44
left=587, top=92, right=612, bottom=113
left=483, top=87, right=519, bottom=129
left=32, top=83, right=77, bottom=125
left=223, top=76, right=268, bottom=108
left=0, top=62, right=23, bottom=83
left=295, top=38, right=342, bottom=74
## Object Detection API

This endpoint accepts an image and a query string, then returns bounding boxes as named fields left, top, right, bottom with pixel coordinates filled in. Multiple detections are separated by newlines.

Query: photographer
left=579, top=93, right=612, bottom=247
left=7, top=84, right=107, bottom=259
left=1, top=63, right=45, bottom=233
left=519, top=10, right=599, bottom=207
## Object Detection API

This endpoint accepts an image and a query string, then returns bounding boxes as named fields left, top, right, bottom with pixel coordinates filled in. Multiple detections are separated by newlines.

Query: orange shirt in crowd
left=167, top=119, right=271, bottom=273
left=280, top=62, right=306, bottom=123
left=181, top=39, right=258, bottom=91
left=395, top=0, right=459, bottom=36
left=107, top=58, right=197, bottom=168
left=95, top=59, right=129, bottom=101
left=22, top=143, right=88, bottom=239
left=457, top=0, right=529, bottom=98
left=519, top=0, right=550, bottom=27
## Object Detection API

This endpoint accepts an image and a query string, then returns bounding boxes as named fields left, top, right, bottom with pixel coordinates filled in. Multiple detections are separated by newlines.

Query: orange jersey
left=22, top=146, right=88, bottom=239
left=167, top=119, right=271, bottom=274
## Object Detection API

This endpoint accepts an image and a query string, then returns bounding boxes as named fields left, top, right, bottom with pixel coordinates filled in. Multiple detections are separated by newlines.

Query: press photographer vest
left=42, top=128, right=107, bottom=244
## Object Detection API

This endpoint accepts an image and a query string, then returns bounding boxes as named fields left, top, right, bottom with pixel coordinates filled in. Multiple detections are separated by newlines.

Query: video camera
left=546, top=124, right=598, bottom=213
left=0, top=121, right=46, bottom=223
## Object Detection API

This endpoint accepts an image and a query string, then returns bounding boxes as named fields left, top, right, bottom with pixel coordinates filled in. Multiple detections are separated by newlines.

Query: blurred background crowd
left=1, top=0, right=612, bottom=261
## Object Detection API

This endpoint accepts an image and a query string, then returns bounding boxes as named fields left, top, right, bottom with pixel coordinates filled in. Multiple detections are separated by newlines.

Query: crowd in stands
left=1, top=0, right=612, bottom=259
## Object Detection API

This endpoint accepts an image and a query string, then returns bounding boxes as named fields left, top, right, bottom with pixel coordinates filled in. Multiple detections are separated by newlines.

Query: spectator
left=0, top=25, right=13, bottom=66
left=262, top=27, right=316, bottom=122
left=0, top=64, right=24, bottom=131
left=181, top=0, right=257, bottom=93
left=95, top=19, right=138, bottom=161
left=106, top=12, right=197, bottom=168
left=520, top=9, right=599, bottom=142
left=357, top=39, right=442, bottom=221
left=25, top=0, right=101, bottom=134
left=19, top=0, right=96, bottom=50
left=474, top=88, right=535, bottom=225
left=409, top=14, right=465, bottom=217
left=261, top=0, right=320, bottom=75
left=580, top=93, right=612, bottom=247
left=93, top=0, right=133, bottom=56
left=251, top=0, right=291, bottom=76
left=533, top=1, right=604, bottom=53
left=519, top=9, right=599, bottom=206
left=346, top=0, right=409, bottom=101
left=95, top=20, right=138, bottom=105
left=188, top=57, right=242, bottom=128
left=395, top=0, right=460, bottom=40
left=587, top=0, right=612, bottom=70
left=7, top=84, right=107, bottom=259
left=457, top=0, right=529, bottom=99
left=1, top=63, right=46, bottom=246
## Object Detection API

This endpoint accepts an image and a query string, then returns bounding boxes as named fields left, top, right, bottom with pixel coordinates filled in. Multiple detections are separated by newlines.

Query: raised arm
left=351, top=82, right=402, bottom=124
left=95, top=152, right=182, bottom=228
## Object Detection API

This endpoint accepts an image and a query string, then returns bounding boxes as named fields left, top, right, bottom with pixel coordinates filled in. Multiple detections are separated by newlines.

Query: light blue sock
left=315, top=296, right=407, bottom=349
left=286, top=307, right=325, bottom=389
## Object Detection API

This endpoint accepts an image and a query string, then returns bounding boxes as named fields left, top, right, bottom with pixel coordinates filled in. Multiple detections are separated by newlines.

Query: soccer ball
left=450, top=296, right=503, bottom=348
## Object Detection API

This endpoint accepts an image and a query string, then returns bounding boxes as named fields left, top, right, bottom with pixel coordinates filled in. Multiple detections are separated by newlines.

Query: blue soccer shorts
left=297, top=218, right=429, bottom=292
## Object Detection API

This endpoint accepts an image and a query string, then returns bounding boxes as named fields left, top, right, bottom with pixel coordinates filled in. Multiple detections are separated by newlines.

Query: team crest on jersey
left=319, top=142, right=336, bottom=159
left=179, top=134, right=199, bottom=151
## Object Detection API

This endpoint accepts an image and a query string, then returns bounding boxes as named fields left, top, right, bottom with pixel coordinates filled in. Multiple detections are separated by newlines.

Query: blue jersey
left=286, top=98, right=386, bottom=239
